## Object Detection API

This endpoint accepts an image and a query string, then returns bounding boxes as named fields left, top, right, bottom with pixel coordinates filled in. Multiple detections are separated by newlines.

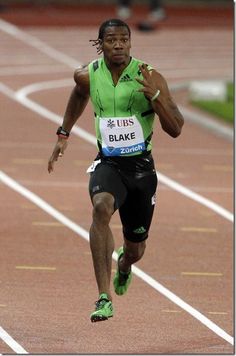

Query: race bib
left=99, top=116, right=145, bottom=156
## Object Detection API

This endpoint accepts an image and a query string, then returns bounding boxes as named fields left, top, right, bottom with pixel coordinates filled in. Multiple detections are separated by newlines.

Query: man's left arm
left=136, top=64, right=184, bottom=138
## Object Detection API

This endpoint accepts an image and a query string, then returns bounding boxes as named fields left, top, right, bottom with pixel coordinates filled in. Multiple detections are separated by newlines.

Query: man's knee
left=92, top=192, right=114, bottom=223
left=124, top=240, right=146, bottom=262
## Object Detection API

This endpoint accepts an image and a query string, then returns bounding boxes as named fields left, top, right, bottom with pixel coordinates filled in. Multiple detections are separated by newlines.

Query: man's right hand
left=48, top=139, right=68, bottom=173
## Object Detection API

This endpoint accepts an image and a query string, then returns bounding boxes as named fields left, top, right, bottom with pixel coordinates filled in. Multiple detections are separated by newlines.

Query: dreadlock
left=89, top=19, right=131, bottom=55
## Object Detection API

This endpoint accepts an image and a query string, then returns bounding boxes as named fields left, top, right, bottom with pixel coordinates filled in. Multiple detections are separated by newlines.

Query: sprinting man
left=48, top=19, right=184, bottom=322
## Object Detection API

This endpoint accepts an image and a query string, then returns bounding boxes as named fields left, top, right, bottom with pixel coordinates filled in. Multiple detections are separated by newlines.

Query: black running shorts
left=89, top=153, right=158, bottom=242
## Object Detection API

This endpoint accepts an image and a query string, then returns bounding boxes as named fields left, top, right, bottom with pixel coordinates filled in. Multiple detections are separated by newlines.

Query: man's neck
left=104, top=57, right=132, bottom=85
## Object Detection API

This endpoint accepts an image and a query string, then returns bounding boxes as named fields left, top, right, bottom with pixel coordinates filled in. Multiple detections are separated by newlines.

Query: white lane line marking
left=0, top=82, right=96, bottom=146
left=0, top=326, right=28, bottom=354
left=32, top=221, right=64, bottom=226
left=0, top=64, right=70, bottom=76
left=180, top=227, right=217, bottom=233
left=181, top=272, right=223, bottom=277
left=16, top=78, right=73, bottom=97
left=179, top=104, right=233, bottom=141
left=0, top=81, right=233, bottom=223
left=156, top=147, right=232, bottom=156
left=157, top=171, right=233, bottom=222
left=180, top=187, right=233, bottom=193
left=0, top=19, right=80, bottom=69
left=162, top=309, right=182, bottom=313
left=15, top=266, right=56, bottom=271
left=0, top=170, right=234, bottom=346
left=18, top=180, right=87, bottom=188
left=203, top=164, right=233, bottom=172
left=13, top=158, right=45, bottom=165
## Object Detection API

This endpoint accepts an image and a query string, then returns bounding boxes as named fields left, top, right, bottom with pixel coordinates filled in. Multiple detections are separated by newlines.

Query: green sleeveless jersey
left=88, top=57, right=155, bottom=157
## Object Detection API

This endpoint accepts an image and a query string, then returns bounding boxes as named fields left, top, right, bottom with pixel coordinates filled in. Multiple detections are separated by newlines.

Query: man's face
left=102, top=26, right=131, bottom=65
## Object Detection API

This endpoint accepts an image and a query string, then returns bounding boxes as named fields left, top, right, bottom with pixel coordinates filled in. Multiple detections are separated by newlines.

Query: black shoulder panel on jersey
left=93, top=60, right=99, bottom=72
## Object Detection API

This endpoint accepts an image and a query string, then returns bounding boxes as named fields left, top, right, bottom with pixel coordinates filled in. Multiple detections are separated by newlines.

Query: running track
left=0, top=4, right=234, bottom=354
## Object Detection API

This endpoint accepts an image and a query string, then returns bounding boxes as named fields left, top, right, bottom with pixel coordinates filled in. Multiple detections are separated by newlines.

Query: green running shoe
left=90, top=293, right=113, bottom=322
left=113, top=246, right=132, bottom=295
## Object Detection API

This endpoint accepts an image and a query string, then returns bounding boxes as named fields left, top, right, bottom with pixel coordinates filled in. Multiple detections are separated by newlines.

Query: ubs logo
left=107, top=119, right=115, bottom=129
left=117, top=118, right=134, bottom=127
left=107, top=118, right=134, bottom=129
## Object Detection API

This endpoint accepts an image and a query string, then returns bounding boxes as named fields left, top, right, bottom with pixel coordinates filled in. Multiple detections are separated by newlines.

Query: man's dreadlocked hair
left=90, top=19, right=131, bottom=55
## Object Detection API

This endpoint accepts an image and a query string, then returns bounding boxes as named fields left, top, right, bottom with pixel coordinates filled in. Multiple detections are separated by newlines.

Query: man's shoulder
left=74, top=63, right=89, bottom=75
left=73, top=65, right=90, bottom=94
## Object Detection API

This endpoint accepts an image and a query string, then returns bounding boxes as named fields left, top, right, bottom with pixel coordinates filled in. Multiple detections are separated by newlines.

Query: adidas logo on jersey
left=120, top=74, right=133, bottom=82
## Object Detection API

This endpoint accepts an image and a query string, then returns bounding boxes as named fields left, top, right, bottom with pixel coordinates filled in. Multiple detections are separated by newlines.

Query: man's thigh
left=89, top=162, right=127, bottom=210
left=119, top=173, right=158, bottom=242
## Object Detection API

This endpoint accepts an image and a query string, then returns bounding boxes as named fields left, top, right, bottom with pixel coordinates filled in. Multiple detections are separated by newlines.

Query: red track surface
left=0, top=3, right=233, bottom=28
left=0, top=3, right=234, bottom=355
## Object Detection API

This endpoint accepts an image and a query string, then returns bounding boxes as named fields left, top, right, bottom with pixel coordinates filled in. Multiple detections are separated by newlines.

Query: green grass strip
left=191, top=82, right=234, bottom=124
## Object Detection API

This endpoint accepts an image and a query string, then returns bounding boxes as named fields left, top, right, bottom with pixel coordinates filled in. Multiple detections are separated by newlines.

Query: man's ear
left=97, top=39, right=103, bottom=55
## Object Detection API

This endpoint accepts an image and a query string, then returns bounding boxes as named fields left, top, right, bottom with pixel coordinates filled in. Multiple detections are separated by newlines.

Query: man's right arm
left=61, top=66, right=90, bottom=132
left=48, top=66, right=90, bottom=173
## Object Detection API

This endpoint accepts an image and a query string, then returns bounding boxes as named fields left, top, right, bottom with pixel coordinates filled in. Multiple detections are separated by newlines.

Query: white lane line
left=0, top=81, right=233, bottom=223
left=16, top=78, right=73, bottom=97
left=0, top=64, right=70, bottom=76
left=157, top=172, right=233, bottom=222
left=0, top=170, right=234, bottom=346
left=179, top=105, right=233, bottom=141
left=0, top=19, right=81, bottom=69
left=0, top=326, right=28, bottom=354
left=0, top=83, right=96, bottom=146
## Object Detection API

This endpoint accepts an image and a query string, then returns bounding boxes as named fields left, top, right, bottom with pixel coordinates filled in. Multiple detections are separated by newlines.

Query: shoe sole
left=91, top=315, right=113, bottom=322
